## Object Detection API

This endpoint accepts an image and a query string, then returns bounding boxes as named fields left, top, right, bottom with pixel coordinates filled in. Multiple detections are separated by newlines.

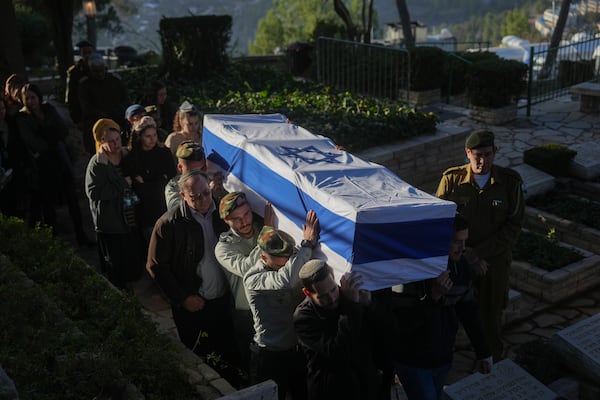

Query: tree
left=540, top=0, right=572, bottom=79
left=332, top=0, right=374, bottom=43
left=0, top=0, right=26, bottom=81
left=42, top=0, right=74, bottom=80
left=395, top=0, right=414, bottom=48
left=249, top=0, right=372, bottom=55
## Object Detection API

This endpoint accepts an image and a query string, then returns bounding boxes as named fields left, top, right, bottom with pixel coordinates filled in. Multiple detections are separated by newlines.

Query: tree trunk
left=43, top=0, right=75, bottom=82
left=395, top=0, right=414, bottom=48
left=333, top=0, right=357, bottom=41
left=364, top=0, right=374, bottom=44
left=0, top=0, right=26, bottom=81
left=540, top=0, right=572, bottom=79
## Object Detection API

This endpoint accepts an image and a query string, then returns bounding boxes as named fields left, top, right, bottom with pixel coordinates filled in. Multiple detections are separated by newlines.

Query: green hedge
left=160, top=15, right=232, bottom=78
left=523, top=143, right=577, bottom=177
left=513, top=230, right=583, bottom=271
left=0, top=216, right=197, bottom=400
left=408, top=46, right=446, bottom=91
left=466, top=56, right=528, bottom=108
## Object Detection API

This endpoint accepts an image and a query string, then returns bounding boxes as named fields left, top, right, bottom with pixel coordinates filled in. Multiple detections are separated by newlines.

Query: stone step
left=513, top=163, right=555, bottom=200
left=569, top=142, right=600, bottom=181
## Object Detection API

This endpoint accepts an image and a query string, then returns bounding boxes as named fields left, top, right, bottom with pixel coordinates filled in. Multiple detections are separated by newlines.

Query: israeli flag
left=204, top=114, right=456, bottom=290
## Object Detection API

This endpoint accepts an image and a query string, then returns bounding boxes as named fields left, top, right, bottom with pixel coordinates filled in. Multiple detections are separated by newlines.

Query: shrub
left=466, top=57, right=528, bottom=108
left=523, top=143, right=577, bottom=177
left=528, top=191, right=600, bottom=231
left=408, top=46, right=446, bottom=91
left=442, top=51, right=501, bottom=96
left=160, top=15, right=232, bottom=78
left=513, top=229, right=583, bottom=271
left=0, top=215, right=198, bottom=399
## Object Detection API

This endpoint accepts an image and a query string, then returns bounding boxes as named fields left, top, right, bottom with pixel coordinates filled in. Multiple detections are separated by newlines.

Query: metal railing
left=316, top=37, right=410, bottom=101
left=526, top=36, right=600, bottom=115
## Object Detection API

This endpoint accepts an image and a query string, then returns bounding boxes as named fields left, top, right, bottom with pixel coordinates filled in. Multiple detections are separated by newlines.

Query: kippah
left=465, top=129, right=495, bottom=149
left=298, top=259, right=327, bottom=280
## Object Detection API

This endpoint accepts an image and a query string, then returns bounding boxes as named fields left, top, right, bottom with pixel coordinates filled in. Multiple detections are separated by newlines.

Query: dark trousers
left=96, top=231, right=143, bottom=289
left=232, top=309, right=254, bottom=373
left=249, top=343, right=307, bottom=400
left=172, top=294, right=238, bottom=364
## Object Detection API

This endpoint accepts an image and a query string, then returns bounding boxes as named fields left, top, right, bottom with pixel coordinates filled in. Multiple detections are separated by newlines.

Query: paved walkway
left=58, top=95, right=600, bottom=398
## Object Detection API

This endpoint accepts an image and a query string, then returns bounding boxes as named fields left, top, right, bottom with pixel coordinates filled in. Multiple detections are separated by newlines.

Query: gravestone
left=513, top=164, right=555, bottom=200
left=444, top=359, right=558, bottom=400
left=569, top=142, right=600, bottom=180
left=216, top=380, right=277, bottom=400
left=553, top=313, right=600, bottom=383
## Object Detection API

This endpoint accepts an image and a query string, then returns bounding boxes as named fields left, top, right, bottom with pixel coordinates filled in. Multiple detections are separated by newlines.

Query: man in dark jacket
left=389, top=214, right=491, bottom=400
left=65, top=40, right=94, bottom=127
left=79, top=54, right=129, bottom=154
left=293, top=260, right=378, bottom=400
left=146, top=169, right=235, bottom=361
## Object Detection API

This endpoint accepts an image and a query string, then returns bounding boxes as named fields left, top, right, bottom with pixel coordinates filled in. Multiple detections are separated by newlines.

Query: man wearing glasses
left=147, top=169, right=237, bottom=366
left=436, top=129, right=524, bottom=362
left=164, top=140, right=207, bottom=209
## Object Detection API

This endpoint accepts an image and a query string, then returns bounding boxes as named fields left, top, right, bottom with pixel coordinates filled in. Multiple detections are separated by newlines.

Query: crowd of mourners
left=0, top=40, right=525, bottom=400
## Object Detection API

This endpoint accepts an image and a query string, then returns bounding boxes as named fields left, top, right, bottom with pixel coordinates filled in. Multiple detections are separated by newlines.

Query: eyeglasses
left=186, top=189, right=211, bottom=202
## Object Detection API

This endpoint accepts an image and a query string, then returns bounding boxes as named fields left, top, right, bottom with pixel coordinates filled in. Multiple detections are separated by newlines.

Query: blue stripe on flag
left=204, top=125, right=453, bottom=264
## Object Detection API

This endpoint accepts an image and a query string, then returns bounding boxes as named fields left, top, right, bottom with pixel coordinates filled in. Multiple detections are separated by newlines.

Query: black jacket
left=294, top=295, right=378, bottom=400
left=147, top=199, right=227, bottom=305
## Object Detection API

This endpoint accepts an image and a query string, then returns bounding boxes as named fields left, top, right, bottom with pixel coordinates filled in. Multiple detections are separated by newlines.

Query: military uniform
left=436, top=163, right=524, bottom=360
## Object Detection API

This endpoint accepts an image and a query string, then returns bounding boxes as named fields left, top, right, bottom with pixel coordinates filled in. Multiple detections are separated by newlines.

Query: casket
left=203, top=114, right=456, bottom=290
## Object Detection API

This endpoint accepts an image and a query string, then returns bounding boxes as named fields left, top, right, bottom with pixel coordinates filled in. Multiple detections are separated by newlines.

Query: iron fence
left=316, top=37, right=410, bottom=101
left=526, top=36, right=600, bottom=115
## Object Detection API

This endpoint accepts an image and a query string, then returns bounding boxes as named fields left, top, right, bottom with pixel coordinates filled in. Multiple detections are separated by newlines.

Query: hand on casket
left=302, top=210, right=320, bottom=247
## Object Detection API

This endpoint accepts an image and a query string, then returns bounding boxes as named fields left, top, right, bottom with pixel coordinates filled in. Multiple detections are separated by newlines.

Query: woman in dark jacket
left=123, top=116, right=176, bottom=243
left=85, top=118, right=143, bottom=289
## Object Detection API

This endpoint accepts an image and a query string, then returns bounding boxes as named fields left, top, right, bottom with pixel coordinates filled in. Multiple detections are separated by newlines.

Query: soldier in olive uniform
left=435, top=129, right=524, bottom=361
left=65, top=40, right=94, bottom=127
left=215, top=192, right=274, bottom=370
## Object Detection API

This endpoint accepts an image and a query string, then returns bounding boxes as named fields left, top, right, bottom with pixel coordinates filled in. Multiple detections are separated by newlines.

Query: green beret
left=258, top=226, right=295, bottom=258
left=465, top=129, right=495, bottom=149
left=176, top=141, right=205, bottom=161
left=219, top=192, right=247, bottom=219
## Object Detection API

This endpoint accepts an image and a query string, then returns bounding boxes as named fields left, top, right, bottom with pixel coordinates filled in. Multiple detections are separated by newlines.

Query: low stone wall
left=359, top=125, right=471, bottom=192
left=469, top=104, right=517, bottom=126
left=510, top=252, right=600, bottom=303
left=524, top=206, right=600, bottom=254
left=398, top=88, right=442, bottom=107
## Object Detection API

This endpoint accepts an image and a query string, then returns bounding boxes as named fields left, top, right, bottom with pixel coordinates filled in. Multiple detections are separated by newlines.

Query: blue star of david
left=279, top=145, right=342, bottom=164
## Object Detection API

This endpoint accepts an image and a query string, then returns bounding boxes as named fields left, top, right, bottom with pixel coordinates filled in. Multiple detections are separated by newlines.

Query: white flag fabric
left=204, top=113, right=456, bottom=290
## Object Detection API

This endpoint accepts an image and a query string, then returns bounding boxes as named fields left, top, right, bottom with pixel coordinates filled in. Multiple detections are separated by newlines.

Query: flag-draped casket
left=203, top=114, right=456, bottom=290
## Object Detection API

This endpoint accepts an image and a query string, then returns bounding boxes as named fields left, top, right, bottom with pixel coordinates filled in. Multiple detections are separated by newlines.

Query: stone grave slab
left=444, top=359, right=558, bottom=400
left=553, top=313, right=600, bottom=383
left=216, top=379, right=277, bottom=400
left=568, top=142, right=600, bottom=180
left=513, top=163, right=555, bottom=200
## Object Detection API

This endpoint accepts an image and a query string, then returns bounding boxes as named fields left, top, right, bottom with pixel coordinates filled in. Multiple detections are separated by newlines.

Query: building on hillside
left=383, top=21, right=427, bottom=45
